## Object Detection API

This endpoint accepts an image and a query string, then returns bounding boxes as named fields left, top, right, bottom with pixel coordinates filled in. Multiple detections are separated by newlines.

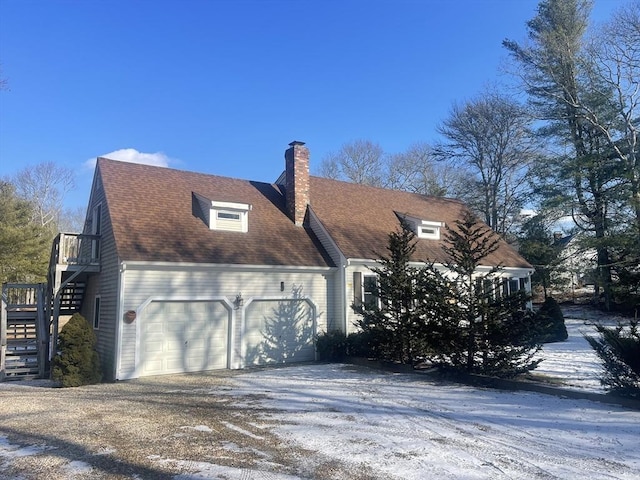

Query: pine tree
left=352, top=220, right=457, bottom=365
left=440, top=210, right=541, bottom=377
left=353, top=220, right=420, bottom=364
left=0, top=181, right=52, bottom=284
left=585, top=320, right=640, bottom=398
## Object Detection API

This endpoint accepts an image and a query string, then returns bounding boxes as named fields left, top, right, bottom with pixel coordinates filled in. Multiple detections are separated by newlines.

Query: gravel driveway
left=0, top=368, right=342, bottom=480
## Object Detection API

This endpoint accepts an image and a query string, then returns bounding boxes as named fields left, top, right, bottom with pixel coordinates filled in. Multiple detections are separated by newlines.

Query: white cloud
left=84, top=148, right=174, bottom=170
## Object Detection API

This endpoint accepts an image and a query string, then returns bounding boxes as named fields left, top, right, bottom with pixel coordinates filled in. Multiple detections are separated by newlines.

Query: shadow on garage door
left=243, top=297, right=316, bottom=367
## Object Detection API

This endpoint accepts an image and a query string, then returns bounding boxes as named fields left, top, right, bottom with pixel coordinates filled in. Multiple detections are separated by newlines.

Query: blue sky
left=0, top=0, right=626, bottom=210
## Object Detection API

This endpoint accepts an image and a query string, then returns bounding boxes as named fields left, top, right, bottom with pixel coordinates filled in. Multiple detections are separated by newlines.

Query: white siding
left=345, top=263, right=379, bottom=335
left=346, top=262, right=534, bottom=335
left=308, top=209, right=346, bottom=331
left=117, top=265, right=333, bottom=379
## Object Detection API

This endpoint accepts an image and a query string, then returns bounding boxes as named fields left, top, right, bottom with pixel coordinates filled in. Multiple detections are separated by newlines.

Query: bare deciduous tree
left=318, top=140, right=385, bottom=187
left=14, top=162, right=76, bottom=228
left=318, top=140, right=457, bottom=198
left=386, top=143, right=462, bottom=197
left=436, top=89, right=537, bottom=236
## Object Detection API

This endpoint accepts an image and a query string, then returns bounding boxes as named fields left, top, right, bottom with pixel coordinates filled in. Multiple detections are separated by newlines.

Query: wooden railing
left=2, top=283, right=44, bottom=309
left=50, top=233, right=100, bottom=268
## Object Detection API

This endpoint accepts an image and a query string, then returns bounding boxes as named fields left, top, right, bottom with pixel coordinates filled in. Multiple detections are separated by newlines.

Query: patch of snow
left=534, top=318, right=606, bottom=392
left=63, top=460, right=93, bottom=475
left=93, top=446, right=116, bottom=456
left=180, top=425, right=213, bottom=433
left=223, top=364, right=640, bottom=479
left=220, top=421, right=264, bottom=440
left=0, top=436, right=52, bottom=459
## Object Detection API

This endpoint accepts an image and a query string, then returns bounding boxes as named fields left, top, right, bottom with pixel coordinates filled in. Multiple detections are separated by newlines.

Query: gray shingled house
left=38, top=141, right=534, bottom=381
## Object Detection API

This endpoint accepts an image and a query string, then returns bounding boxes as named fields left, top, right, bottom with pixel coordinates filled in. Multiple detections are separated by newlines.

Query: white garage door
left=140, top=300, right=229, bottom=376
left=243, top=299, right=316, bottom=366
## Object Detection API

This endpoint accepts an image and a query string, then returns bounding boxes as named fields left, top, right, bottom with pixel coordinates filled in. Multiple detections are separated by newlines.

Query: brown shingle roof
left=309, top=176, right=532, bottom=269
left=96, top=158, right=531, bottom=270
left=97, top=158, right=334, bottom=267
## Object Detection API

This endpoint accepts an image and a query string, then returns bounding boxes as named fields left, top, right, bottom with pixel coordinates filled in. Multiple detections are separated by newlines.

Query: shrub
left=534, top=297, right=568, bottom=343
left=585, top=319, right=640, bottom=398
left=315, top=330, right=348, bottom=361
left=346, top=331, right=380, bottom=359
left=52, top=313, right=102, bottom=387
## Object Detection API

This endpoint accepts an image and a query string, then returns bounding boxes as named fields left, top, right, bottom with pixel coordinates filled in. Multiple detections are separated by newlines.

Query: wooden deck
left=1, top=233, right=102, bottom=380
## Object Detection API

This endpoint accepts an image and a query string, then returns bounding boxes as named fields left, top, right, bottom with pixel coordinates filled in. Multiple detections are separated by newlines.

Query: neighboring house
left=65, top=141, right=533, bottom=381
left=553, top=232, right=597, bottom=293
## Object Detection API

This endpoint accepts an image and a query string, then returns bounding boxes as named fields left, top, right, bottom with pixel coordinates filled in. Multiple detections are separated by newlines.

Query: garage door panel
left=244, top=299, right=315, bottom=366
left=139, top=300, right=229, bottom=376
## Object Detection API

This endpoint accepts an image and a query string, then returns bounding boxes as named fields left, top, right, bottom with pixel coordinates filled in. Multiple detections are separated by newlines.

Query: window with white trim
left=208, top=200, right=251, bottom=232
left=353, top=272, right=380, bottom=309
left=363, top=275, right=378, bottom=308
left=417, top=220, right=444, bottom=240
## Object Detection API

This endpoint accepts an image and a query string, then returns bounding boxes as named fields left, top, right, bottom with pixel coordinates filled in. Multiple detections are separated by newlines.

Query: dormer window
left=417, top=220, right=444, bottom=240
left=193, top=193, right=252, bottom=233
left=210, top=201, right=251, bottom=232
left=396, top=212, right=444, bottom=240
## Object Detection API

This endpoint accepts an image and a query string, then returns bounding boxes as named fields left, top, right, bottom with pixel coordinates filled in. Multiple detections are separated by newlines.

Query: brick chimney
left=284, top=141, right=310, bottom=226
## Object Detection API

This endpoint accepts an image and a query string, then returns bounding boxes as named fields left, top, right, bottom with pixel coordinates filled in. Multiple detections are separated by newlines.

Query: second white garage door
left=243, top=298, right=316, bottom=366
left=139, top=300, right=230, bottom=376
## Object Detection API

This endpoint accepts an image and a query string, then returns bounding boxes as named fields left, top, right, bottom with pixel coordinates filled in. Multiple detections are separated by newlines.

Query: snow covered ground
left=172, top=307, right=639, bottom=480
left=1, top=306, right=639, bottom=479
left=533, top=306, right=613, bottom=393
left=207, top=363, right=640, bottom=480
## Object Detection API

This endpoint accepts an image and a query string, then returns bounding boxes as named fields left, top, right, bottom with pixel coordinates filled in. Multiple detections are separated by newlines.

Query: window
left=217, top=211, right=241, bottom=221
left=210, top=200, right=251, bottom=232
left=416, top=220, right=444, bottom=239
left=353, top=272, right=379, bottom=309
left=91, top=204, right=102, bottom=260
left=93, top=296, right=101, bottom=329
left=363, top=275, right=378, bottom=308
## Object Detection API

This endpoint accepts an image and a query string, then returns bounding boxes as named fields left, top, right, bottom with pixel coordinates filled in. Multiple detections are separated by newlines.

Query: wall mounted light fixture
left=234, top=293, right=244, bottom=310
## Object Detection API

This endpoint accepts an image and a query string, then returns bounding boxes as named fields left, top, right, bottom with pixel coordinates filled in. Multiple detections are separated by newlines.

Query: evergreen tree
left=0, top=181, right=52, bottom=284
left=352, top=213, right=541, bottom=377
left=52, top=313, right=102, bottom=387
left=353, top=221, right=422, bottom=364
left=585, top=319, right=640, bottom=398
left=440, top=210, right=542, bottom=377
left=504, top=0, right=627, bottom=310
left=534, top=296, right=568, bottom=343
left=352, top=220, right=457, bottom=365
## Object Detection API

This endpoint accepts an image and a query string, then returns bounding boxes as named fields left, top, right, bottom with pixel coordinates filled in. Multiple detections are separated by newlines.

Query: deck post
left=36, top=284, right=47, bottom=378
left=1, top=285, right=7, bottom=381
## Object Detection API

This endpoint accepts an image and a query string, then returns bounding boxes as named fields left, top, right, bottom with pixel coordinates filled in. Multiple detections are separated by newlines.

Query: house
left=51, top=141, right=534, bottom=381
left=552, top=232, right=597, bottom=296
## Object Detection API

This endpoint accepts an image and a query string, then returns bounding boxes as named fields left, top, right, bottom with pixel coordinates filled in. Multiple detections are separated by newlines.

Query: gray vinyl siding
left=307, top=209, right=344, bottom=331
left=80, top=176, right=121, bottom=381
left=117, top=265, right=333, bottom=379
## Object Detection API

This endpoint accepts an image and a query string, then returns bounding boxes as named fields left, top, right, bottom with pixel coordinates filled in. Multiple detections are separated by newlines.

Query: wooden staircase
left=1, top=284, right=46, bottom=379
left=1, top=233, right=100, bottom=381
left=58, top=281, right=87, bottom=315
